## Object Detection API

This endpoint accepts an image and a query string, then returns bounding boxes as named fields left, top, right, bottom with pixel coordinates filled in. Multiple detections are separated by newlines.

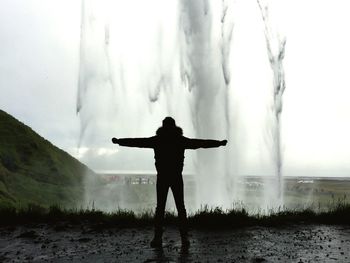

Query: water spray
left=257, top=0, right=286, bottom=203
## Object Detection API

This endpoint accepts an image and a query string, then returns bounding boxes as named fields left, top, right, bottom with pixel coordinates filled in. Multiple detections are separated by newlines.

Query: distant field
left=283, top=177, right=350, bottom=208
left=85, top=174, right=350, bottom=213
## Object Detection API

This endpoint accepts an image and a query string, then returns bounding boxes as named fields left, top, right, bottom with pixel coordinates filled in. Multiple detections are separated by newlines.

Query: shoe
left=181, top=235, right=190, bottom=248
left=150, top=237, right=162, bottom=248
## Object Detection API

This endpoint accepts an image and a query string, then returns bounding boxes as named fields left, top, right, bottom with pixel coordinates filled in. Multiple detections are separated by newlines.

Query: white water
left=257, top=0, right=286, bottom=207
left=77, top=0, right=286, bottom=212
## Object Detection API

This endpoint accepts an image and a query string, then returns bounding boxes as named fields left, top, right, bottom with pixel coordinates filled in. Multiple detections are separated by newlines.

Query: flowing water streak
left=220, top=0, right=238, bottom=206
left=257, top=0, right=286, bottom=204
left=179, top=0, right=239, bottom=208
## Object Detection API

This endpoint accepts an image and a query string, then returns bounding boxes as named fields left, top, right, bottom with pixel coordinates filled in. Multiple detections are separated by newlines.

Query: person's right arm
left=112, top=137, right=156, bottom=148
left=184, top=137, right=227, bottom=149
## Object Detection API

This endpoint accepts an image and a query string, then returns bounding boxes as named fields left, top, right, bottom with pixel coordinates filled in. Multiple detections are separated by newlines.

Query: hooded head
left=156, top=117, right=183, bottom=136
left=162, top=117, right=176, bottom=128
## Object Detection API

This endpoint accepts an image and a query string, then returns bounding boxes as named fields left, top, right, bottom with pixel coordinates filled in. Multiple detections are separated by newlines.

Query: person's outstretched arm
left=112, top=137, right=156, bottom=148
left=184, top=137, right=227, bottom=149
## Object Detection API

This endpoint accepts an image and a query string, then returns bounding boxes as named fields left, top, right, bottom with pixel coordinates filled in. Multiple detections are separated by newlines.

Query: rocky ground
left=0, top=224, right=349, bottom=262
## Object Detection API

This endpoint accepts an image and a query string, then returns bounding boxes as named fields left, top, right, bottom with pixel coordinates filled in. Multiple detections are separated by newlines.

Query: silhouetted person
left=112, top=117, right=227, bottom=248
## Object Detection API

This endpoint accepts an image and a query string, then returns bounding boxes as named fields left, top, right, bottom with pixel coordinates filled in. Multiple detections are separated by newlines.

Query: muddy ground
left=0, top=224, right=349, bottom=262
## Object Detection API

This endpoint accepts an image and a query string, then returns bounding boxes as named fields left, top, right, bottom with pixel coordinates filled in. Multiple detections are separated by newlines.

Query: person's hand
left=112, top=137, right=119, bottom=144
left=221, top=140, right=228, bottom=146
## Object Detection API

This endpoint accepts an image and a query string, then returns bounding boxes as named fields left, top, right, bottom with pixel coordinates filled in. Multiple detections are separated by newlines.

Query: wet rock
left=78, top=237, right=92, bottom=243
left=16, top=230, right=38, bottom=239
left=53, top=224, right=67, bottom=232
left=0, top=255, right=8, bottom=262
left=253, top=257, right=266, bottom=262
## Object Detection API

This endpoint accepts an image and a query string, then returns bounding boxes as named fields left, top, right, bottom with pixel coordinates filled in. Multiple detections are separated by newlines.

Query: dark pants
left=154, top=174, right=188, bottom=237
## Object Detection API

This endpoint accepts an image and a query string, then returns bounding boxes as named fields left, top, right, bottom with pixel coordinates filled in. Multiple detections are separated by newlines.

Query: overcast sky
left=1, top=0, right=350, bottom=177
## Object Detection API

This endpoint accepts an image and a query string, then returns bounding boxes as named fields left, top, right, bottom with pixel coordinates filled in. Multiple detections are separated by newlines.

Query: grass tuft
left=1, top=202, right=350, bottom=228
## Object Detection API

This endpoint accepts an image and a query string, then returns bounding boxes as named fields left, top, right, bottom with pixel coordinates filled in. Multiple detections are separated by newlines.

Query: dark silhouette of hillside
left=0, top=110, right=93, bottom=207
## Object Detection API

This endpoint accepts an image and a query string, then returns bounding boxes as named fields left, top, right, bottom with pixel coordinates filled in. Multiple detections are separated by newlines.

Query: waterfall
left=77, top=0, right=286, bottom=213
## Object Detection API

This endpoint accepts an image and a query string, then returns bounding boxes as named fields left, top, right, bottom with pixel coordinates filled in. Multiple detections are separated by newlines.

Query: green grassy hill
left=0, top=110, right=92, bottom=208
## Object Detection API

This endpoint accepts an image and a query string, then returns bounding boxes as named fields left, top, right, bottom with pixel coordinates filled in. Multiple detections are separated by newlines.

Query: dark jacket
left=117, top=126, right=222, bottom=175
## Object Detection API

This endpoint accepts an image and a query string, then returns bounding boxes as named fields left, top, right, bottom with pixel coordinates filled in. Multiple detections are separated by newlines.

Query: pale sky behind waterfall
left=1, top=0, right=350, bottom=177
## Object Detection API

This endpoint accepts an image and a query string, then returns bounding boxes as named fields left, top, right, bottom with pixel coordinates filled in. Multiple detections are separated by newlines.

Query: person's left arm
left=184, top=137, right=227, bottom=149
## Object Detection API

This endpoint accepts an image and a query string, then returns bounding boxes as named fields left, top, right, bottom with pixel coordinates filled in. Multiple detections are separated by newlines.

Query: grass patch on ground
left=1, top=203, right=350, bottom=228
